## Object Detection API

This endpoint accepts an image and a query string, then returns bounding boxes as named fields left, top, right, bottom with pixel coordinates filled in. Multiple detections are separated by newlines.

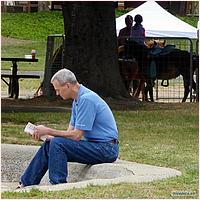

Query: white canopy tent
left=116, top=1, right=198, bottom=39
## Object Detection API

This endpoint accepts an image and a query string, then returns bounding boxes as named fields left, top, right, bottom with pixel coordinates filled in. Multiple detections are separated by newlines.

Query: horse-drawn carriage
left=118, top=38, right=199, bottom=102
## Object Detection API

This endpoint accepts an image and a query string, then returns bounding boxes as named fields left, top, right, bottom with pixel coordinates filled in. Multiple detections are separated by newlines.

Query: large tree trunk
left=62, top=2, right=128, bottom=98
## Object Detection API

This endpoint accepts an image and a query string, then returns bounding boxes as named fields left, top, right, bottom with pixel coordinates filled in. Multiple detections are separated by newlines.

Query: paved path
left=1, top=70, right=44, bottom=76
left=1, top=143, right=182, bottom=192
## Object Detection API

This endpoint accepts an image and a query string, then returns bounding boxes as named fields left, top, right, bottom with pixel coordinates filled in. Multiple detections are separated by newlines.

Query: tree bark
left=62, top=2, right=128, bottom=98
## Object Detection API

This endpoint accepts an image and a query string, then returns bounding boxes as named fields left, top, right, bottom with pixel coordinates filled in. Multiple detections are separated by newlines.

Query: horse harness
left=148, top=44, right=176, bottom=86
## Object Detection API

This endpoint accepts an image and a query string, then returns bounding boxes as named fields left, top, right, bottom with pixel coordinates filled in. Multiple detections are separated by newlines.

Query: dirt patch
left=1, top=96, right=69, bottom=107
left=1, top=95, right=191, bottom=112
left=1, top=36, right=33, bottom=46
left=1, top=95, right=142, bottom=111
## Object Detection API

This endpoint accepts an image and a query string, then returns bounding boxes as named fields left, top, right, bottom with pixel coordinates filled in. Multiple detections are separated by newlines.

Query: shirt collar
left=75, top=84, right=91, bottom=104
left=75, top=84, right=84, bottom=104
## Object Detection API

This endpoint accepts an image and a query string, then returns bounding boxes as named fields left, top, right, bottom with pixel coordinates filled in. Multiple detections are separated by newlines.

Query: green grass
left=1, top=40, right=46, bottom=71
left=115, top=9, right=130, bottom=18
left=1, top=103, right=199, bottom=198
left=1, top=112, right=70, bottom=145
left=1, top=11, right=63, bottom=71
left=178, top=16, right=199, bottom=28
left=1, top=11, right=64, bottom=41
left=1, top=79, right=42, bottom=98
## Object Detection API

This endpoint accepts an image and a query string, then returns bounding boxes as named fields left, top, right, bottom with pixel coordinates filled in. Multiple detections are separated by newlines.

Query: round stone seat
left=1, top=143, right=182, bottom=192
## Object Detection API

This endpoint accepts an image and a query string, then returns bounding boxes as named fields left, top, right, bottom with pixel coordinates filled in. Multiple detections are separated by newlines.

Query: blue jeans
left=20, top=137, right=119, bottom=186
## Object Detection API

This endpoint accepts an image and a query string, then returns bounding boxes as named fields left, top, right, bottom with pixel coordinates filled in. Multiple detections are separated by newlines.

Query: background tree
left=62, top=1, right=128, bottom=98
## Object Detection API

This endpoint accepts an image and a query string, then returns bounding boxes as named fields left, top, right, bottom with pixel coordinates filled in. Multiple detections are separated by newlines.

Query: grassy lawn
left=1, top=40, right=46, bottom=71
left=1, top=103, right=199, bottom=199
left=1, top=11, right=64, bottom=41
left=1, top=79, right=42, bottom=94
left=1, top=11, right=63, bottom=71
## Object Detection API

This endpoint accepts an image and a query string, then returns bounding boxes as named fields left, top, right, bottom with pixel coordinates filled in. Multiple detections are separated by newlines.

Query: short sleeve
left=75, top=98, right=96, bottom=131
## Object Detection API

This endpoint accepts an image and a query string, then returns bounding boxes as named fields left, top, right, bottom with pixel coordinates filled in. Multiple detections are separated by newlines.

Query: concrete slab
left=1, top=143, right=181, bottom=192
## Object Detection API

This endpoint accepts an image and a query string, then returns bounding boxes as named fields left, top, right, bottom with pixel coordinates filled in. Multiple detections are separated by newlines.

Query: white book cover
left=24, top=122, right=47, bottom=141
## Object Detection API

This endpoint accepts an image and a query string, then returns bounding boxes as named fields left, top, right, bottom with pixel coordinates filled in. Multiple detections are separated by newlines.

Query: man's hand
left=32, top=124, right=84, bottom=141
left=32, top=125, right=50, bottom=141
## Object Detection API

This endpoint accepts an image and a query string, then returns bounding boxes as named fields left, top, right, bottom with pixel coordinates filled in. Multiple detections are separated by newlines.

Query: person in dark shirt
left=118, top=15, right=133, bottom=47
left=131, top=14, right=146, bottom=46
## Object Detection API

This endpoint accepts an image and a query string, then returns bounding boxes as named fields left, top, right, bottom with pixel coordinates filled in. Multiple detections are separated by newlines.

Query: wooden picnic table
left=1, top=57, right=39, bottom=99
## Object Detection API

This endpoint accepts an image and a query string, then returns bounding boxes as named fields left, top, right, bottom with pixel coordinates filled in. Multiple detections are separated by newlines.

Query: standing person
left=131, top=14, right=146, bottom=46
left=17, top=68, right=119, bottom=188
left=117, top=15, right=139, bottom=95
left=118, top=15, right=133, bottom=47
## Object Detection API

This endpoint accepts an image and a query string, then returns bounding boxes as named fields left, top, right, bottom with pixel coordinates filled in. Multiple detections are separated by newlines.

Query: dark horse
left=119, top=39, right=198, bottom=102
left=118, top=41, right=148, bottom=100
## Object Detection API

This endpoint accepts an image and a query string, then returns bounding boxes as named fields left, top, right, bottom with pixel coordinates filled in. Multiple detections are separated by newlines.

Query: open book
left=24, top=122, right=47, bottom=142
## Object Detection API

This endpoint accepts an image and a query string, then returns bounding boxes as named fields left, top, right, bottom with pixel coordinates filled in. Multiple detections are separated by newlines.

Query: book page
left=24, top=122, right=47, bottom=141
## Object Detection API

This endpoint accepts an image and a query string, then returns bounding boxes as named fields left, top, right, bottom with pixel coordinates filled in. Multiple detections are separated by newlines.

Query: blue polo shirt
left=69, top=85, right=118, bottom=142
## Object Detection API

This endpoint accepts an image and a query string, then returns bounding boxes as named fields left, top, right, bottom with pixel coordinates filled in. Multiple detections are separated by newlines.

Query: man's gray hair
left=51, top=68, right=77, bottom=85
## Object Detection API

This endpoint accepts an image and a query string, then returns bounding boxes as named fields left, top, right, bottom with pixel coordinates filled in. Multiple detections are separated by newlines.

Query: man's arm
left=67, top=124, right=74, bottom=132
left=33, top=125, right=84, bottom=141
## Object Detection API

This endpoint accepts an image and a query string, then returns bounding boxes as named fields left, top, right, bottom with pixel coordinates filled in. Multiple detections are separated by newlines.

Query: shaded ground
left=1, top=95, right=196, bottom=113
left=1, top=96, right=140, bottom=112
